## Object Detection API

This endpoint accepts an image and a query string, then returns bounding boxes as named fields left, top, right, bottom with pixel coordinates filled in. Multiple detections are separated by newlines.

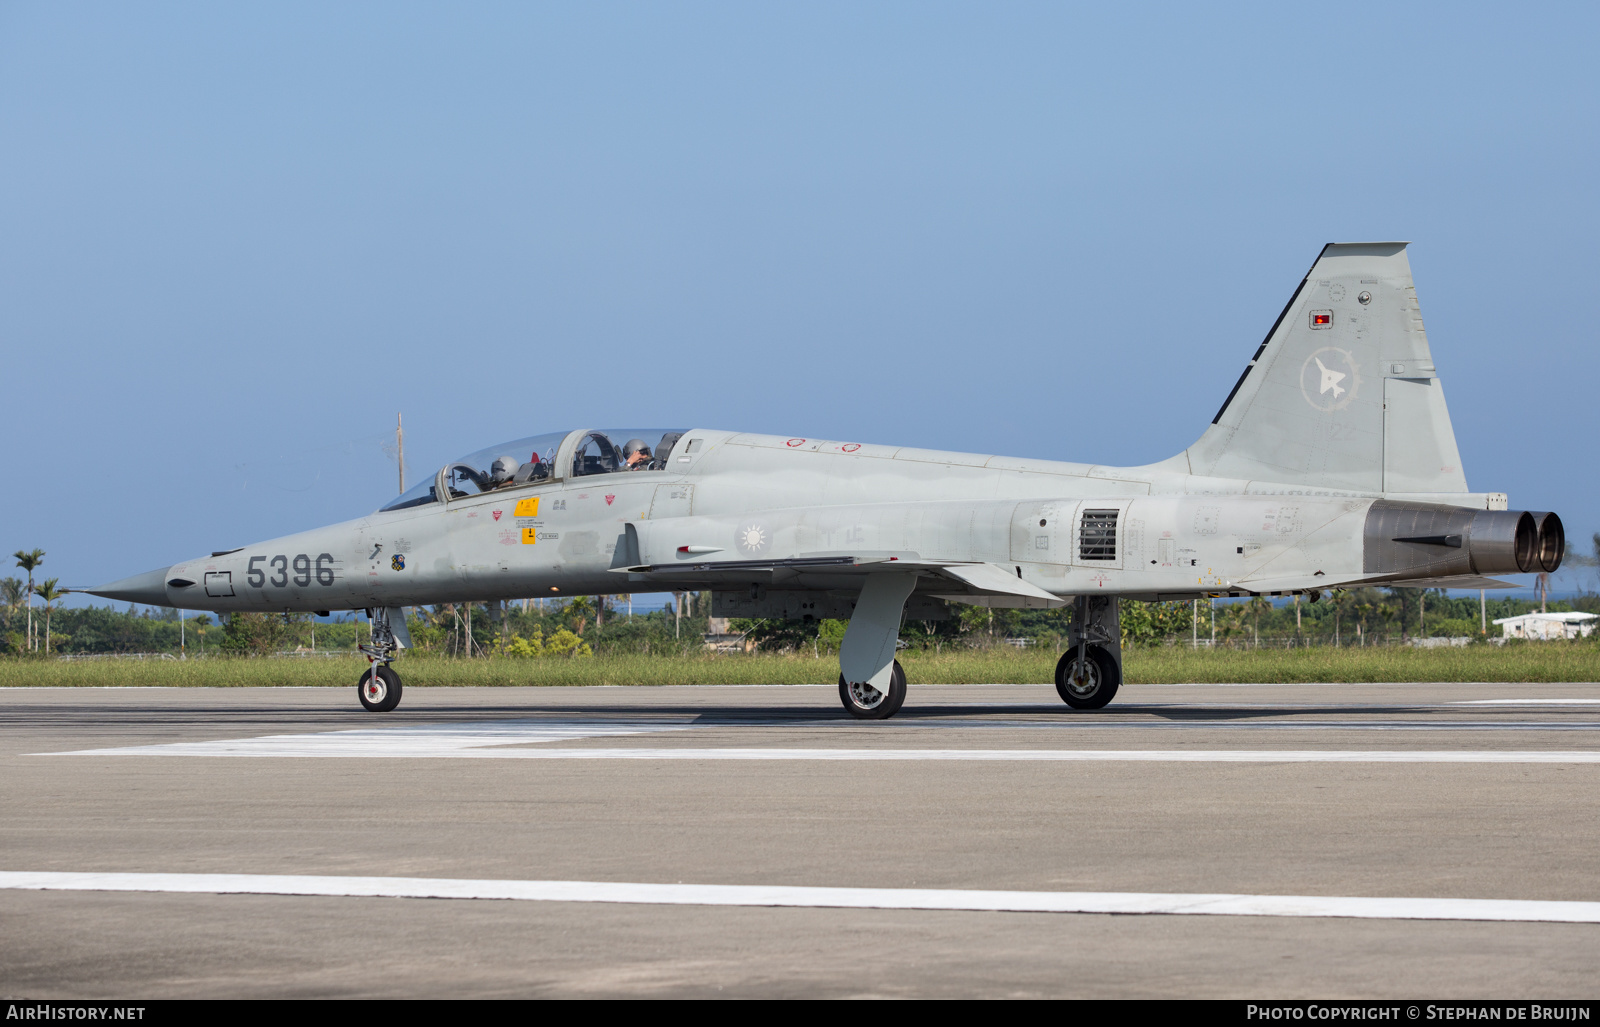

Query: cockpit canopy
left=380, top=428, right=687, bottom=511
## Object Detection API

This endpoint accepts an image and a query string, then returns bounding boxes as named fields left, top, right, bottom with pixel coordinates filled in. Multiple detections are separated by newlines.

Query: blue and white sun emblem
left=736, top=524, right=769, bottom=553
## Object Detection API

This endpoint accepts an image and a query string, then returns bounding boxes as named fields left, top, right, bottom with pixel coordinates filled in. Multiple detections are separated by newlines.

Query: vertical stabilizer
left=1173, top=243, right=1468, bottom=495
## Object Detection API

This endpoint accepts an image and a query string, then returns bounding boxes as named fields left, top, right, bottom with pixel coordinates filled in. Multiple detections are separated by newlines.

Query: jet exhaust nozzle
left=1527, top=511, right=1565, bottom=573
left=1365, top=503, right=1559, bottom=579
left=1457, top=509, right=1537, bottom=575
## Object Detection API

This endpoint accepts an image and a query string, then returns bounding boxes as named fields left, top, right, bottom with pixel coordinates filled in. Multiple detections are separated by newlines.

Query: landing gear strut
left=358, top=606, right=404, bottom=712
left=1055, top=595, right=1121, bottom=710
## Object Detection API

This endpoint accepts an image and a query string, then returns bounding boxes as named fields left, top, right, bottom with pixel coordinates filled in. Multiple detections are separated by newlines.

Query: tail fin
left=1171, top=242, right=1468, bottom=495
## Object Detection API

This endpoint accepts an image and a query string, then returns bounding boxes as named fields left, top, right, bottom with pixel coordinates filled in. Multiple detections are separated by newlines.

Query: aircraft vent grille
left=1079, top=510, right=1119, bottom=561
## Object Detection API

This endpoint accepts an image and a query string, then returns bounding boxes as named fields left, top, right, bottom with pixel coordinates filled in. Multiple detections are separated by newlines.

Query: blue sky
left=3, top=1, right=1597, bottom=604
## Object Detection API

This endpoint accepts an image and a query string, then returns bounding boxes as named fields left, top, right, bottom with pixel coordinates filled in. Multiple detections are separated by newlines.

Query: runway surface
left=3, top=681, right=1600, bottom=998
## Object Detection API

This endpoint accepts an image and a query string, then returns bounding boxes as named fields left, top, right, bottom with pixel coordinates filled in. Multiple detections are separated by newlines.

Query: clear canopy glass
left=379, top=429, right=686, bottom=512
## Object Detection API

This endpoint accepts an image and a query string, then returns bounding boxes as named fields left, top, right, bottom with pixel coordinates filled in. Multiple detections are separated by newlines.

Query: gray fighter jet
left=87, top=243, right=1564, bottom=718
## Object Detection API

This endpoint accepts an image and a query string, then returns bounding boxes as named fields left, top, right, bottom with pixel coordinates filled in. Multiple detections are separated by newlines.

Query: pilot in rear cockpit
left=622, top=439, right=653, bottom=470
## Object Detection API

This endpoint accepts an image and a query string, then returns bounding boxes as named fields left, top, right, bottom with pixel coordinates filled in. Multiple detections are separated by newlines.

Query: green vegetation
left=5, top=562, right=1600, bottom=686
left=4, top=637, right=1598, bottom=688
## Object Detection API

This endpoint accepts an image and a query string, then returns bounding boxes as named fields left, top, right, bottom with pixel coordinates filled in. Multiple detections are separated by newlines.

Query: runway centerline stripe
left=2, top=872, right=1598, bottom=925
left=1450, top=700, right=1600, bottom=706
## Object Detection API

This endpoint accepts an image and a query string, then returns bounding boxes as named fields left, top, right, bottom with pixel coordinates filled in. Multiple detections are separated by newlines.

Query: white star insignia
left=1315, top=356, right=1347, bottom=399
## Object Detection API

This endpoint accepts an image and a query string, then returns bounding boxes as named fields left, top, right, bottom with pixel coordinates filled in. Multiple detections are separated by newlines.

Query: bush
left=217, top=613, right=293, bottom=656
left=495, top=627, right=592, bottom=659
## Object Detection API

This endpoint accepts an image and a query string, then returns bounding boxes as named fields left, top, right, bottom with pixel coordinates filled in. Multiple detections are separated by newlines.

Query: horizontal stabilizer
left=1234, top=572, right=1518, bottom=595
left=1379, top=575, right=1518, bottom=591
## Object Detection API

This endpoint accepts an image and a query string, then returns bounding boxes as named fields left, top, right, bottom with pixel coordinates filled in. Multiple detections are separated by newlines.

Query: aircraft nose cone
left=83, top=566, right=174, bottom=606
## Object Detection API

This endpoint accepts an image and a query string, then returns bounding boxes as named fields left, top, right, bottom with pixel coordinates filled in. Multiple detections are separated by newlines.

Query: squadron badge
left=391, top=554, right=405, bottom=571
left=1299, top=346, right=1360, bottom=413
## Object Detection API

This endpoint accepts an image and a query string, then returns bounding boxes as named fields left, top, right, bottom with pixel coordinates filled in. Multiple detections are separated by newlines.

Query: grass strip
left=3, top=644, right=1599, bottom=687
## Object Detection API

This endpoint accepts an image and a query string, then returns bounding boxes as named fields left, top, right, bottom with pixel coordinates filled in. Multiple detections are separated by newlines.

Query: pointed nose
left=83, top=566, right=174, bottom=606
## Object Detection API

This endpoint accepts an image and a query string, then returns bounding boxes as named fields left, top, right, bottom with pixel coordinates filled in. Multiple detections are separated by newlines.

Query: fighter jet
left=86, top=243, right=1564, bottom=718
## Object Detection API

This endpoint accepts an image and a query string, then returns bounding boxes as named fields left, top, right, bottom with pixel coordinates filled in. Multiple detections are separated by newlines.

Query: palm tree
left=1331, top=591, right=1355, bottom=647
left=1245, top=596, right=1272, bottom=648
left=566, top=596, right=594, bottom=635
left=1, top=577, right=22, bottom=632
left=33, top=579, right=64, bottom=654
left=1220, top=603, right=1249, bottom=648
left=13, top=549, right=44, bottom=651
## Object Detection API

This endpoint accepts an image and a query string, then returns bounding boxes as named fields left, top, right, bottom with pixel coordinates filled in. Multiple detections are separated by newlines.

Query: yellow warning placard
left=522, top=528, right=538, bottom=545
left=514, top=497, right=540, bottom=517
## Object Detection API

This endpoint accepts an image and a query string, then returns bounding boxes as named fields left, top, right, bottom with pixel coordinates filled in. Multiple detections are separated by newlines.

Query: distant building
left=1492, top=612, right=1598, bottom=640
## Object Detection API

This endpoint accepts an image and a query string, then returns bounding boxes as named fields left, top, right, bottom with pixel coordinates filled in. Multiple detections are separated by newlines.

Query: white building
left=1492, top=611, right=1598, bottom=640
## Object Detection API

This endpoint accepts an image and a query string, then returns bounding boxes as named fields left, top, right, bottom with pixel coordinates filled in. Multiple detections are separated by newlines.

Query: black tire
left=358, top=664, right=403, bottom=712
left=839, top=659, right=907, bottom=720
left=1054, top=645, right=1119, bottom=710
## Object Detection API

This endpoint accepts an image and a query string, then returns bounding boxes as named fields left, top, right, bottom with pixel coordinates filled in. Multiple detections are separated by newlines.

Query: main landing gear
left=840, top=659, right=907, bottom=719
left=1054, top=595, right=1122, bottom=710
left=836, top=572, right=917, bottom=720
left=357, top=606, right=405, bottom=712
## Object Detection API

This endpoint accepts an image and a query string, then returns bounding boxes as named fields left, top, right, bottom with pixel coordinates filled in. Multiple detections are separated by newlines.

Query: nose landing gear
left=358, top=663, right=402, bottom=712
left=357, top=606, right=406, bottom=712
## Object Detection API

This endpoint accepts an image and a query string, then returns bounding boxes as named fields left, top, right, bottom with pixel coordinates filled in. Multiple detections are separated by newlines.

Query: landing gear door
left=1010, top=501, right=1078, bottom=564
left=649, top=484, right=694, bottom=519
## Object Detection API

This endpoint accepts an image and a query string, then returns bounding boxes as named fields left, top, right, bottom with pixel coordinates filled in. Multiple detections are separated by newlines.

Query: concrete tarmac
left=3, top=681, right=1599, bottom=998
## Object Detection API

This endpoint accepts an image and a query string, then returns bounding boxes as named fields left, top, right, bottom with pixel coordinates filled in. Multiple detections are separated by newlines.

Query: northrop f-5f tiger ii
left=86, top=243, right=1564, bottom=718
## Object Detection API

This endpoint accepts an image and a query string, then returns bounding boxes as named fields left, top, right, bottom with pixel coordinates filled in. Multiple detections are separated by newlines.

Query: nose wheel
left=839, top=659, right=907, bottom=719
left=358, top=664, right=403, bottom=712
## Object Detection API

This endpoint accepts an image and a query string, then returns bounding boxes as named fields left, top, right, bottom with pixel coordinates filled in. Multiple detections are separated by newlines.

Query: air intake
left=1079, top=510, right=1118, bottom=561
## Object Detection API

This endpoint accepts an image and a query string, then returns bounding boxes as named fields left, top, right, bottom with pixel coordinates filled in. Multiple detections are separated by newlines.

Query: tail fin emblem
left=1300, top=347, right=1359, bottom=412
left=1314, top=356, right=1347, bottom=399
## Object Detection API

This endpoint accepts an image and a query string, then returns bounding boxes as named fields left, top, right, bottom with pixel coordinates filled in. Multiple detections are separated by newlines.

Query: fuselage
left=139, top=427, right=1513, bottom=615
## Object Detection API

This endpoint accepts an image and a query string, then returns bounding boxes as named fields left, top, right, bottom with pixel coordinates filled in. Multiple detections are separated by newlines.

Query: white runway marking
left=1450, top=699, right=1600, bottom=706
left=36, top=719, right=1600, bottom=762
left=36, top=720, right=1600, bottom=764
left=2, top=871, right=1598, bottom=925
left=41, top=720, right=690, bottom=759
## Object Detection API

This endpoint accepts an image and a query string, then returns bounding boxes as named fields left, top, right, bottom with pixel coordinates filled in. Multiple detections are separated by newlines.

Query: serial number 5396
left=247, top=553, right=336, bottom=588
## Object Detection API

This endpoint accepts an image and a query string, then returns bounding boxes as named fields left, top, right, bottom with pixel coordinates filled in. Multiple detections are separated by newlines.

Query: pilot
left=622, top=439, right=653, bottom=470
left=488, top=455, right=520, bottom=489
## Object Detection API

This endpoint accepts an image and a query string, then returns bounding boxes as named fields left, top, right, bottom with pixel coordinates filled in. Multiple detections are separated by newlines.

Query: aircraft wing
left=616, top=551, right=1066, bottom=608
left=928, top=562, right=1068, bottom=609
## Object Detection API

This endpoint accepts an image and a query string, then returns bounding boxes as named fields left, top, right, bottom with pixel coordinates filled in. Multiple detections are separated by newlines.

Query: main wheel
left=1054, top=645, right=1119, bottom=710
left=358, top=664, right=403, bottom=712
left=839, top=659, right=907, bottom=720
